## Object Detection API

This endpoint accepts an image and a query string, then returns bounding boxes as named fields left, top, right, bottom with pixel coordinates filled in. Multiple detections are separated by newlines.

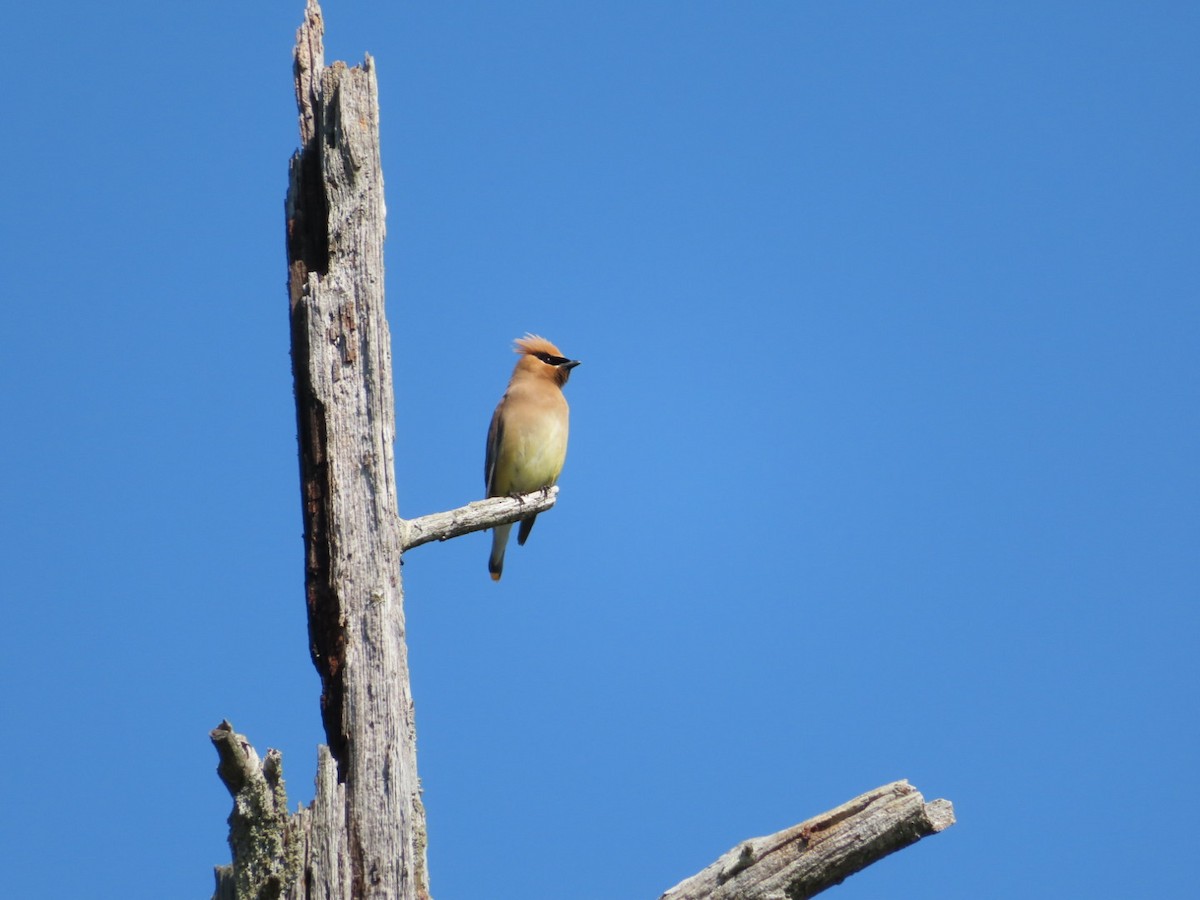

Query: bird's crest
left=513, top=334, right=564, bottom=358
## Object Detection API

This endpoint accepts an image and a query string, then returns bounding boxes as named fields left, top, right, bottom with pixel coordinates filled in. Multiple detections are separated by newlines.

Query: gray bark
left=213, top=1, right=427, bottom=897
left=211, top=723, right=300, bottom=900
left=399, top=486, right=559, bottom=551
left=658, top=781, right=955, bottom=900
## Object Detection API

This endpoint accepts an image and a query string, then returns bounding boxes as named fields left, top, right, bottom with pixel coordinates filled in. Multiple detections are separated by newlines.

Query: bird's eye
left=536, top=352, right=569, bottom=366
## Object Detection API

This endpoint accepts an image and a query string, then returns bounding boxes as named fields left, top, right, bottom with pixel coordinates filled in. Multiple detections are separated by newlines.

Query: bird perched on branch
left=484, top=334, right=580, bottom=581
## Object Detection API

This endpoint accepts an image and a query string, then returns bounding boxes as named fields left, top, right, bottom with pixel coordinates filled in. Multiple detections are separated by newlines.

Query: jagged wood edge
left=658, top=780, right=956, bottom=900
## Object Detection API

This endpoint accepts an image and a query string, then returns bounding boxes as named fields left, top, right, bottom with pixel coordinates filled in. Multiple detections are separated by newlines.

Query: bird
left=484, top=334, right=580, bottom=581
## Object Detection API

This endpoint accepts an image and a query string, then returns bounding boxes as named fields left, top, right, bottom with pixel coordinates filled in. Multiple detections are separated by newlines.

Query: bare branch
left=659, top=781, right=956, bottom=900
left=398, top=486, right=559, bottom=551
left=210, top=722, right=299, bottom=900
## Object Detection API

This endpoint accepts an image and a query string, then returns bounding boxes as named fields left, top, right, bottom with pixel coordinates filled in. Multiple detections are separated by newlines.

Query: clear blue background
left=3, top=2, right=1196, bottom=898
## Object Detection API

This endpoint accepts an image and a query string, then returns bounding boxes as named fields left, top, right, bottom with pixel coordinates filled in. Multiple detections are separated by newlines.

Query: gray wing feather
left=484, top=404, right=504, bottom=496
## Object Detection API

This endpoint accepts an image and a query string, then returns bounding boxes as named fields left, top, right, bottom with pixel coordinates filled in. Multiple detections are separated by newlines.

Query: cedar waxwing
left=484, top=334, right=580, bottom=581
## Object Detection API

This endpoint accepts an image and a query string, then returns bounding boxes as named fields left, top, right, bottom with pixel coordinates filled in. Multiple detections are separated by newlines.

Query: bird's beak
left=562, top=359, right=581, bottom=370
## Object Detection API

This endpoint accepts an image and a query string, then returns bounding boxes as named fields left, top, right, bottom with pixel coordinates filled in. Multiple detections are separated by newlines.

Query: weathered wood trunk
left=284, top=1, right=428, bottom=895
left=212, top=2, right=428, bottom=898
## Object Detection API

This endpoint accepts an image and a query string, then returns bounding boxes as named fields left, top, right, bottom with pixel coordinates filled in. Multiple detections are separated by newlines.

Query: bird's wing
left=484, top=402, right=505, bottom=496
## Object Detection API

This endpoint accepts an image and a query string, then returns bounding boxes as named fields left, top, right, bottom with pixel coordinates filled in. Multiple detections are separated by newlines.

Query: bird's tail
left=489, top=522, right=512, bottom=581
left=517, top=513, right=538, bottom=546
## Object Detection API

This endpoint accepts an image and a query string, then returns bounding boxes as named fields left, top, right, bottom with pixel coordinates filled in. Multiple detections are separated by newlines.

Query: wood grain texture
left=285, top=0, right=427, bottom=895
left=659, top=781, right=955, bottom=900
left=399, top=486, right=559, bottom=550
left=215, top=5, right=432, bottom=898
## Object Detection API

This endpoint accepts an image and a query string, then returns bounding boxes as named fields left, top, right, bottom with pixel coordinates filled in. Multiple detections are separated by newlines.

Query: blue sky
left=3, top=2, right=1197, bottom=898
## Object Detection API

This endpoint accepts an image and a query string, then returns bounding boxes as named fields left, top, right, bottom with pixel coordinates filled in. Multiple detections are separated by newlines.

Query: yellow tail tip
left=490, top=572, right=502, bottom=582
